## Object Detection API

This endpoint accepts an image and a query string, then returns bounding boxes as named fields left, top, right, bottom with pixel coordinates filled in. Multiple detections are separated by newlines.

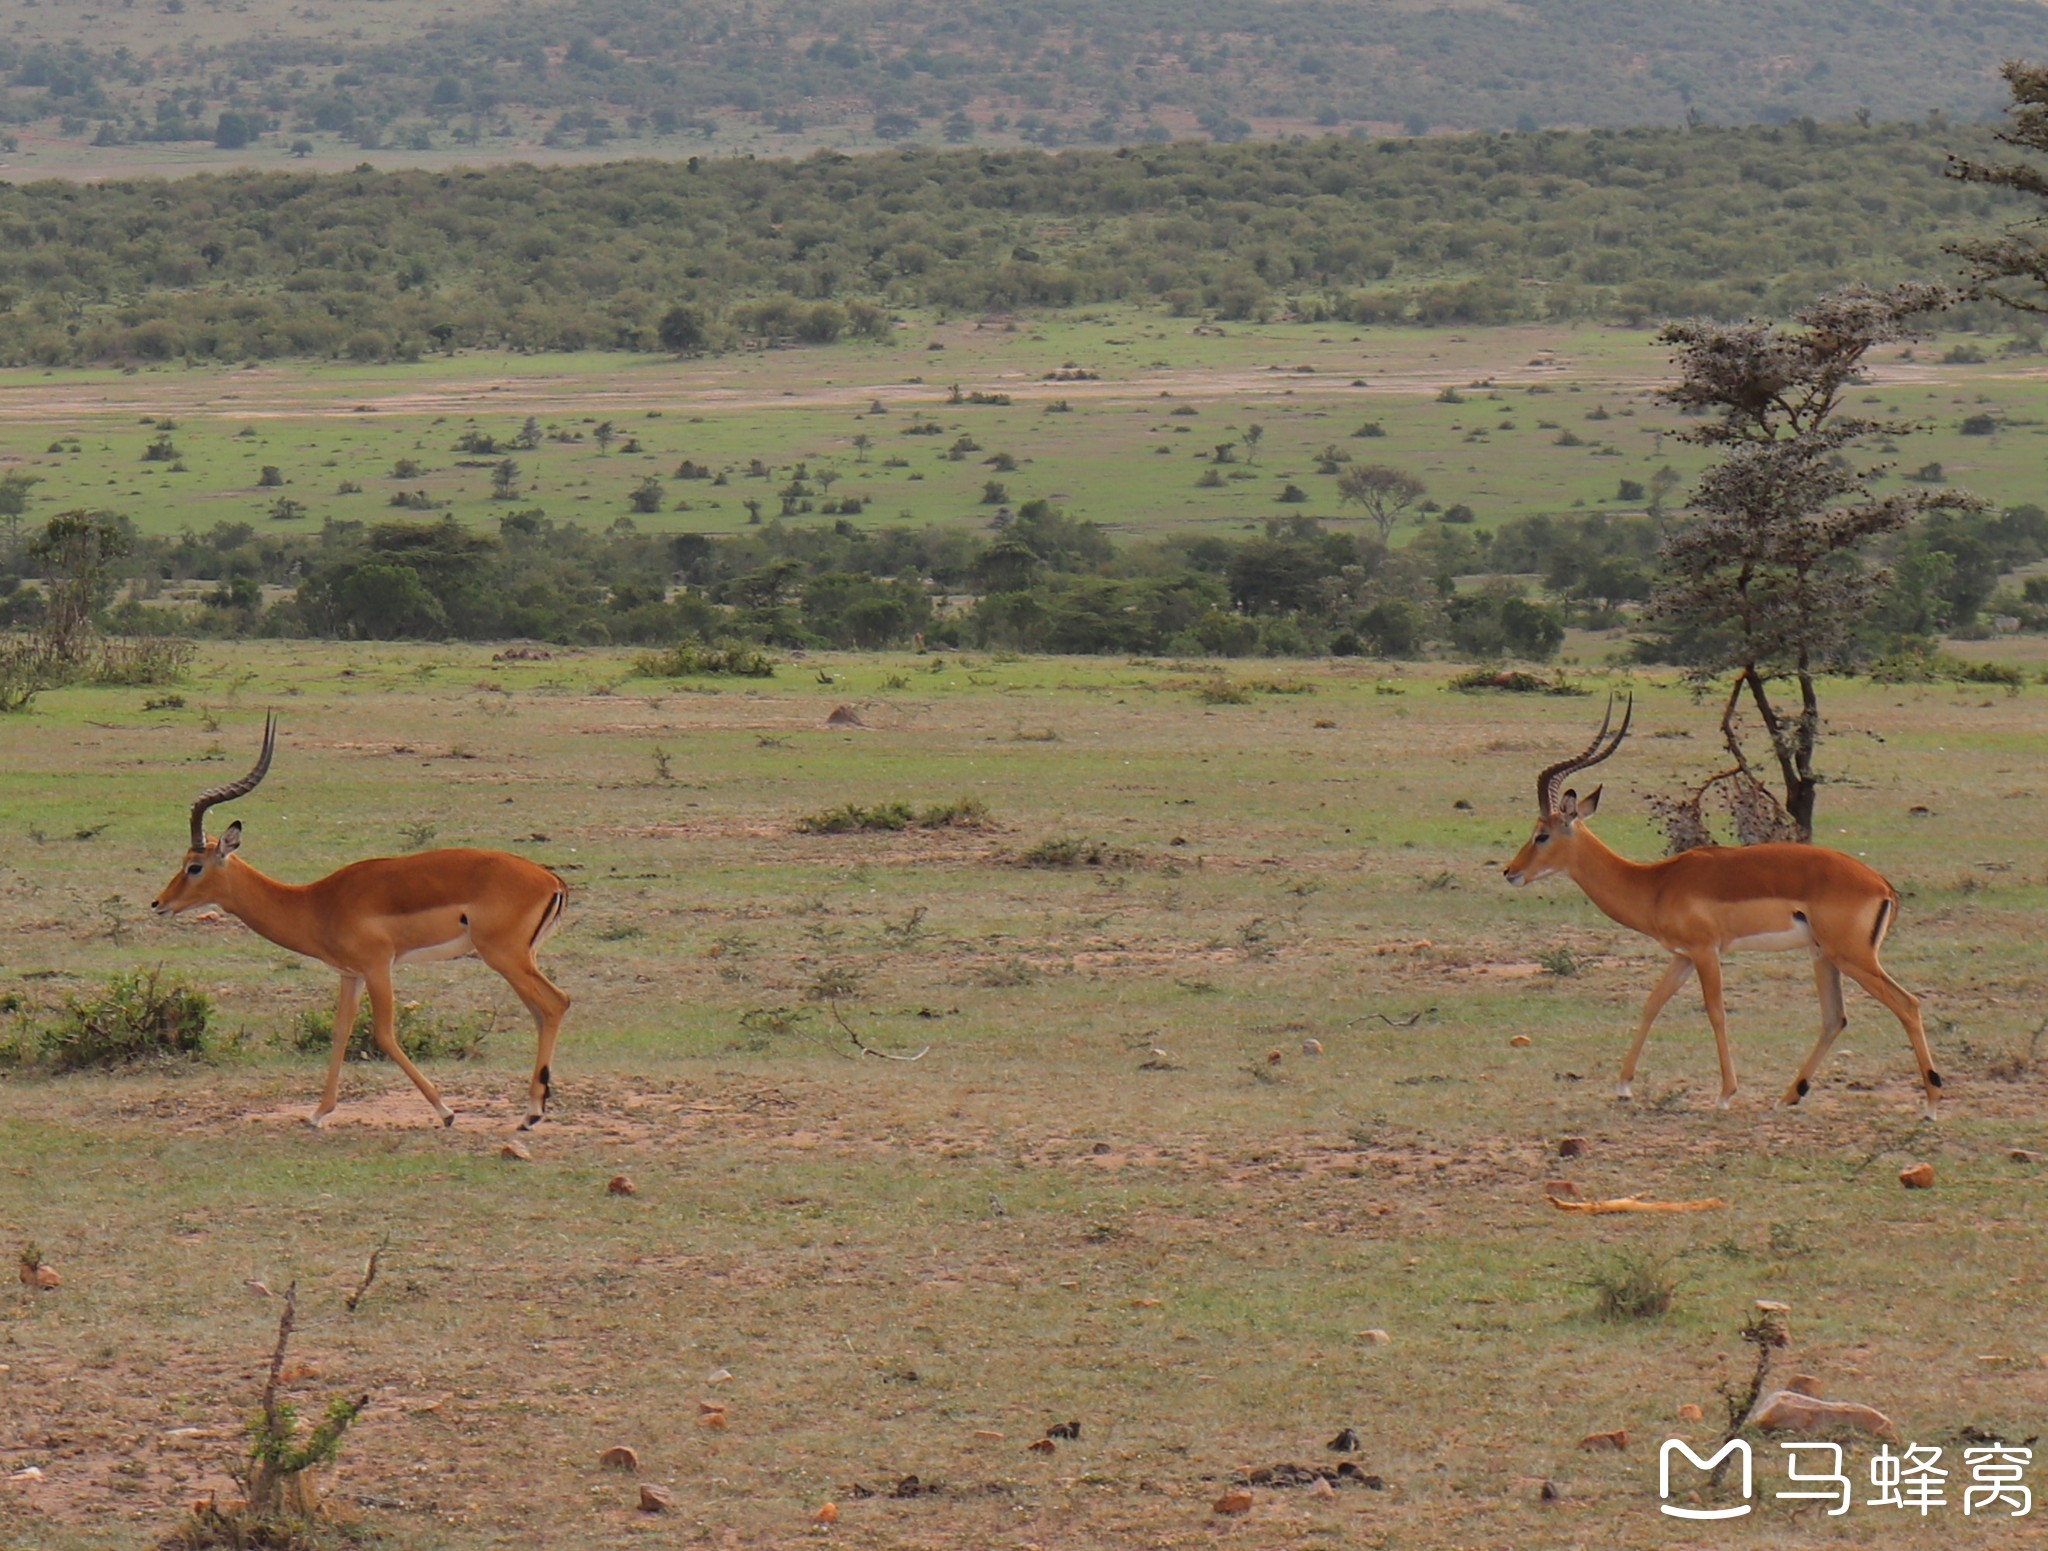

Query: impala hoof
left=1614, top=1084, right=1632, bottom=1102
left=439, top=1111, right=456, bottom=1129
left=517, top=1113, right=543, bottom=1133
left=307, top=1111, right=332, bottom=1130
left=1714, top=1094, right=1735, bottom=1112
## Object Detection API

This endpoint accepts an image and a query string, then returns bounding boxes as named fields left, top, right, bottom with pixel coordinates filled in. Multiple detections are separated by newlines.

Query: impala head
left=1503, top=694, right=1632, bottom=886
left=152, top=714, right=276, bottom=916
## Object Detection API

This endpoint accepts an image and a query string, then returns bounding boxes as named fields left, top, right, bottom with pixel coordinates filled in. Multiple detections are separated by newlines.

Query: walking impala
left=1502, top=698, right=1941, bottom=1117
left=151, top=716, right=571, bottom=1130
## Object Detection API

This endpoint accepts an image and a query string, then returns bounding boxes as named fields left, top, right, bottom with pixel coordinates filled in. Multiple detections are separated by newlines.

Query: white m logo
left=1659, top=1438, right=1753, bottom=1520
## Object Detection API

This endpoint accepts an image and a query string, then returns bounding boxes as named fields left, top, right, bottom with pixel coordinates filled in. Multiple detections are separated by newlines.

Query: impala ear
left=219, top=820, right=243, bottom=855
left=1575, top=785, right=1603, bottom=821
left=1557, top=787, right=1579, bottom=822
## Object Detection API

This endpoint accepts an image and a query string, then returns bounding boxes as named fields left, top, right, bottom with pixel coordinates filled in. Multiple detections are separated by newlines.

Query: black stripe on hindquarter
left=1870, top=897, right=1892, bottom=949
left=528, top=889, right=565, bottom=950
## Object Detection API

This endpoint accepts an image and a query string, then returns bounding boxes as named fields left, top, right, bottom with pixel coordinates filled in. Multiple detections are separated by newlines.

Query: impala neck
left=1563, top=825, right=1660, bottom=938
left=213, top=858, right=328, bottom=961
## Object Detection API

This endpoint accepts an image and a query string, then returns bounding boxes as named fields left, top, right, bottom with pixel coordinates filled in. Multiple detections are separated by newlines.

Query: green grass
left=2, top=646, right=2046, bottom=1546
left=8, top=319, right=2046, bottom=550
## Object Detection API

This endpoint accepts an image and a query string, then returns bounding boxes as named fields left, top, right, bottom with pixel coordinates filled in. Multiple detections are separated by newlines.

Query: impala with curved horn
left=1502, top=696, right=1940, bottom=1117
left=152, top=716, right=571, bottom=1130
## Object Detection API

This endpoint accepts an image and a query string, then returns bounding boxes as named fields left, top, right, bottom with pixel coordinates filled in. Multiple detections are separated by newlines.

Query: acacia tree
left=1947, top=62, right=2048, bottom=309
left=30, top=510, right=131, bottom=661
left=1335, top=463, right=1426, bottom=541
left=1649, top=283, right=1969, bottom=839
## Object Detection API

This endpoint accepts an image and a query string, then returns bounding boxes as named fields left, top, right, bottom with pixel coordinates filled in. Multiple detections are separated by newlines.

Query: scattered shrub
left=290, top=998, right=491, bottom=1064
left=1584, top=1249, right=1681, bottom=1320
left=796, top=797, right=991, bottom=834
left=0, top=637, right=64, bottom=713
left=918, top=797, right=992, bottom=827
left=1448, top=667, right=1589, bottom=695
left=1014, top=836, right=1140, bottom=868
left=1868, top=647, right=2025, bottom=686
left=89, top=636, right=195, bottom=686
left=796, top=800, right=914, bottom=834
left=633, top=639, right=775, bottom=678
left=2, top=969, right=213, bottom=1070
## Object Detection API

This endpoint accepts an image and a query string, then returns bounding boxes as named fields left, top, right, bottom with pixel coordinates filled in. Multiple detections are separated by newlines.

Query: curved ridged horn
left=1535, top=693, right=1632, bottom=816
left=190, top=713, right=277, bottom=849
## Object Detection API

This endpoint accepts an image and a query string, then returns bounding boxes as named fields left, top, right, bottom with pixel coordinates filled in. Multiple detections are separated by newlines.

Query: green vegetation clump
left=86, top=636, right=195, bottom=686
left=1015, top=836, right=1140, bottom=869
left=797, top=800, right=915, bottom=834
left=632, top=639, right=775, bottom=678
left=796, top=797, right=991, bottom=834
left=1867, top=646, right=2026, bottom=686
left=1584, top=1249, right=1682, bottom=1321
left=919, top=797, right=993, bottom=828
left=1, top=969, right=213, bottom=1070
left=1448, top=668, right=1587, bottom=695
left=290, top=1000, right=490, bottom=1064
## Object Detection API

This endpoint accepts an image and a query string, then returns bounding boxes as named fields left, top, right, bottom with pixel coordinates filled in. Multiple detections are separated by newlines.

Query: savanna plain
left=3, top=642, right=2047, bottom=1549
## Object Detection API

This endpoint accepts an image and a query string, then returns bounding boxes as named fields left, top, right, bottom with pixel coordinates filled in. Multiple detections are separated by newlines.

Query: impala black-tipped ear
left=220, top=820, right=243, bottom=854
left=1575, top=785, right=1603, bottom=821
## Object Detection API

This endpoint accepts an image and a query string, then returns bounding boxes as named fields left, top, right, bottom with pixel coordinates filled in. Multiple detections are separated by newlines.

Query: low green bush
left=0, top=969, right=213, bottom=1070
left=632, top=638, right=775, bottom=678
left=290, top=998, right=491, bottom=1063
left=796, top=797, right=991, bottom=834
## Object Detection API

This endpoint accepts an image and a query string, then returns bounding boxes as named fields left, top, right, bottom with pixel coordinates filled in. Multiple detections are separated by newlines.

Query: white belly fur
left=1725, top=922, right=1813, bottom=954
left=395, top=933, right=474, bottom=966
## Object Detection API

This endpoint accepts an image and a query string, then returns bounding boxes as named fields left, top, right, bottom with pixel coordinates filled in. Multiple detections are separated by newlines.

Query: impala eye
left=186, top=863, right=203, bottom=875
left=1535, top=833, right=1549, bottom=845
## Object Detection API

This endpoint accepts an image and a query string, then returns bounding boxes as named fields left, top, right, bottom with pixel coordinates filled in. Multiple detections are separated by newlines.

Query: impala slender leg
left=1784, top=956, right=1848, bottom=1106
left=474, top=939, right=570, bottom=1131
left=364, top=967, right=454, bottom=1127
left=312, top=975, right=363, bottom=1128
left=1838, top=959, right=1940, bottom=1119
left=1617, top=954, right=1694, bottom=1101
left=1689, top=950, right=1740, bottom=1109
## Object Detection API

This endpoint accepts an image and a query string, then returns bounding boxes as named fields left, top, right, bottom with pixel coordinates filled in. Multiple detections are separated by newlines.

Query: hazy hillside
left=0, top=0, right=2045, bottom=175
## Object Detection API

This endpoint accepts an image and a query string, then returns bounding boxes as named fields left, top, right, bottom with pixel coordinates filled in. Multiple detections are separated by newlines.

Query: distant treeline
left=6, top=497, right=2042, bottom=663
left=0, top=120, right=2025, bottom=365
left=5, top=0, right=2044, bottom=151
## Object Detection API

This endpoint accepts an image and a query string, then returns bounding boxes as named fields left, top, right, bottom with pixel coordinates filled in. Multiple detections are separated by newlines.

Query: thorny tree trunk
left=1724, top=668, right=1817, bottom=841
